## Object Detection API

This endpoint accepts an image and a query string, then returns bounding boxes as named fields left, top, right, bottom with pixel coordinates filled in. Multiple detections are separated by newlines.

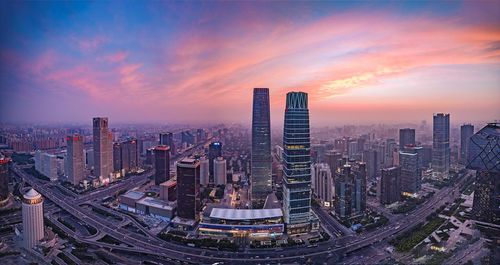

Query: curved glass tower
left=282, top=91, right=312, bottom=233
left=251, top=88, right=272, bottom=208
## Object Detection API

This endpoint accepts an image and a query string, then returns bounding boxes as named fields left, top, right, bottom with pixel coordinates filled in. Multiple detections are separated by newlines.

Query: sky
left=0, top=1, right=499, bottom=126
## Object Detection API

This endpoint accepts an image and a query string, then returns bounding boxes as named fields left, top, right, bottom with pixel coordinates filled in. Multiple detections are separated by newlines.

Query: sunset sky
left=0, top=1, right=499, bottom=126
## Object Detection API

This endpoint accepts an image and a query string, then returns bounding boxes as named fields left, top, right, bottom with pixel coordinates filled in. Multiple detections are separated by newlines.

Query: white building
left=312, top=163, right=334, bottom=207
left=214, top=157, right=227, bottom=186
left=22, top=189, right=44, bottom=250
left=34, top=151, right=59, bottom=181
left=200, top=156, right=210, bottom=186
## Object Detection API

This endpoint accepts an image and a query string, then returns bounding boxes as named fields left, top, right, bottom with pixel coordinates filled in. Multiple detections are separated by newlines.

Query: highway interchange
left=11, top=149, right=471, bottom=264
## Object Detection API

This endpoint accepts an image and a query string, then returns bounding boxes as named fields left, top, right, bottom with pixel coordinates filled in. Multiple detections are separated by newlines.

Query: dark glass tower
left=208, top=141, right=222, bottom=184
left=432, top=113, right=450, bottom=178
left=154, top=145, right=170, bottom=185
left=176, top=158, right=200, bottom=220
left=251, top=88, right=272, bottom=208
left=467, top=123, right=499, bottom=224
left=282, top=92, right=312, bottom=233
left=399, top=128, right=416, bottom=150
left=0, top=157, right=10, bottom=200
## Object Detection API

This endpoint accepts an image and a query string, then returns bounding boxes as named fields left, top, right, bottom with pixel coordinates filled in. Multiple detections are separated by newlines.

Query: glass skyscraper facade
left=282, top=92, right=312, bottom=233
left=251, top=88, right=272, bottom=207
left=432, top=113, right=450, bottom=178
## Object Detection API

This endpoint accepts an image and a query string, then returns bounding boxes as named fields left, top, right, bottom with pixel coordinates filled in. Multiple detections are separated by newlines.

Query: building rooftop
left=136, top=197, right=174, bottom=210
left=210, top=208, right=283, bottom=221
left=24, top=188, right=41, bottom=200
left=155, top=145, right=170, bottom=151
left=160, top=180, right=176, bottom=187
left=121, top=190, right=145, bottom=200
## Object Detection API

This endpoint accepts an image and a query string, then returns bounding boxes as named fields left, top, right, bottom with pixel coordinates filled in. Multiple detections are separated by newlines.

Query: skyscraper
left=214, top=156, right=227, bottom=186
left=199, top=156, right=209, bottom=186
left=399, top=128, right=416, bottom=149
left=208, top=141, right=222, bottom=183
left=335, top=165, right=354, bottom=218
left=22, top=189, right=44, bottom=249
left=0, top=157, right=10, bottom=200
left=379, top=167, right=401, bottom=204
left=312, top=163, right=334, bottom=207
left=460, top=124, right=474, bottom=165
left=325, top=150, right=342, bottom=174
left=93, top=117, right=113, bottom=178
left=159, top=132, right=175, bottom=154
left=251, top=88, right=272, bottom=207
left=399, top=151, right=421, bottom=193
left=176, top=158, right=200, bottom=220
left=154, top=145, right=170, bottom=185
left=467, top=123, right=499, bottom=224
left=282, top=91, right=312, bottom=233
left=66, top=134, right=84, bottom=186
left=432, top=113, right=450, bottom=178
left=113, top=143, right=122, bottom=172
left=121, top=139, right=138, bottom=172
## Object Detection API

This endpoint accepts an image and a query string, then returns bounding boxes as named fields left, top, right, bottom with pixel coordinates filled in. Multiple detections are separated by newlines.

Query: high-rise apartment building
left=282, top=92, right=312, bottom=233
left=432, top=113, right=450, bottom=178
left=399, top=128, right=416, bottom=149
left=154, top=145, right=170, bottom=185
left=214, top=157, right=227, bottom=186
left=379, top=167, right=401, bottom=204
left=176, top=158, right=200, bottom=220
left=93, top=117, right=113, bottom=178
left=251, top=87, right=272, bottom=208
left=312, top=163, right=334, bottom=207
left=467, top=123, right=499, bottom=224
left=399, top=151, right=421, bottom=193
left=22, top=189, right=44, bottom=249
left=460, top=124, right=474, bottom=165
left=66, top=134, right=84, bottom=186
left=208, top=141, right=222, bottom=183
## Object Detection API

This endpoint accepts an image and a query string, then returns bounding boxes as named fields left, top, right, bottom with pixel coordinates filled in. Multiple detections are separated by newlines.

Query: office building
left=399, top=151, right=421, bottom=193
left=121, top=139, right=138, bottom=173
left=66, top=134, right=84, bottom=186
left=22, top=189, right=44, bottom=249
left=353, top=162, right=367, bottom=213
left=159, top=132, right=175, bottom=154
left=460, top=124, right=474, bottom=165
left=196, top=129, right=207, bottom=143
left=93, top=117, right=113, bottom=178
left=325, top=150, right=342, bottom=174
left=432, top=113, right=450, bottom=178
left=113, top=143, right=122, bottom=172
left=160, top=180, right=177, bottom=202
left=363, top=149, right=378, bottom=181
left=379, top=167, right=401, bottom=204
left=208, top=142, right=222, bottom=183
left=467, top=123, right=499, bottom=224
left=282, top=92, right=312, bottom=233
left=154, top=145, right=170, bottom=185
left=199, top=156, right=210, bottom=186
left=312, top=163, right=334, bottom=207
left=385, top=139, right=397, bottom=167
left=251, top=87, right=272, bottom=208
left=0, top=157, right=10, bottom=200
left=399, top=128, right=416, bottom=149
left=335, top=165, right=354, bottom=218
left=214, top=157, right=227, bottom=186
left=176, top=158, right=200, bottom=220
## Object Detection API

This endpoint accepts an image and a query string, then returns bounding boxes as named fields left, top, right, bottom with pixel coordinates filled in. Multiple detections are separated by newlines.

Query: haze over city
left=1, top=1, right=499, bottom=125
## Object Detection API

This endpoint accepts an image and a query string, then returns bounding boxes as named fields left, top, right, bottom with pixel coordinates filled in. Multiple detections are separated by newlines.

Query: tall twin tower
left=251, top=89, right=312, bottom=231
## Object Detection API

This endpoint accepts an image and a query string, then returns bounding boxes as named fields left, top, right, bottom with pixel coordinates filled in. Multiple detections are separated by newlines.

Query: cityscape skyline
left=1, top=1, right=499, bottom=125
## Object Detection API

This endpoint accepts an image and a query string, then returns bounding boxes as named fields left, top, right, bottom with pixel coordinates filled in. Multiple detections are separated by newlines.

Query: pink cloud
left=103, top=51, right=128, bottom=63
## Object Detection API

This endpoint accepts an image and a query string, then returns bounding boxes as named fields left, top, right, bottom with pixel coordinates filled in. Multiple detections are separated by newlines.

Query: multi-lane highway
left=12, top=155, right=471, bottom=264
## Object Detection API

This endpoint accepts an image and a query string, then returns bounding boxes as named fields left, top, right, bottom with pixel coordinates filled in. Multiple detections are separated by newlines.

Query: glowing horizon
left=0, top=1, right=499, bottom=126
